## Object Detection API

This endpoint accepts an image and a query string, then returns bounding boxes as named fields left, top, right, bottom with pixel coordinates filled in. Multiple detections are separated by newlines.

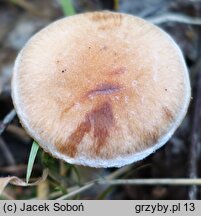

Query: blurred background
left=0, top=0, right=201, bottom=200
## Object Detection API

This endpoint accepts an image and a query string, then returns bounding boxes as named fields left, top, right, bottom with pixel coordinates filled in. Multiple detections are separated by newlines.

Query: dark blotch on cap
left=56, top=116, right=91, bottom=157
left=87, top=82, right=121, bottom=97
left=89, top=102, right=114, bottom=154
left=56, top=102, right=115, bottom=157
left=162, top=107, right=174, bottom=122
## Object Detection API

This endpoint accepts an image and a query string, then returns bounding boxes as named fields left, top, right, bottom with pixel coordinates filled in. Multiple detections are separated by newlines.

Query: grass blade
left=114, top=0, right=119, bottom=10
left=60, top=0, right=75, bottom=16
left=26, top=141, right=39, bottom=183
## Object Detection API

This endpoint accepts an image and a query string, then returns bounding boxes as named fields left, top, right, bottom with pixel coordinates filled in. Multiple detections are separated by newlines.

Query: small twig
left=149, top=13, right=201, bottom=25
left=37, top=180, right=49, bottom=199
left=106, top=165, right=132, bottom=180
left=188, top=64, right=201, bottom=200
left=60, top=161, right=67, bottom=177
left=9, top=0, right=43, bottom=17
left=57, top=165, right=132, bottom=200
left=1, top=191, right=15, bottom=200
left=7, top=125, right=30, bottom=143
left=98, top=178, right=201, bottom=186
left=0, top=109, right=16, bottom=136
left=56, top=182, right=94, bottom=200
left=0, top=137, right=15, bottom=165
left=57, top=176, right=201, bottom=200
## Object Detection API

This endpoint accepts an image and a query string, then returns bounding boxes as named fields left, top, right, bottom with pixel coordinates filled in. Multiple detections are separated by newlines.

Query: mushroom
left=11, top=11, right=191, bottom=168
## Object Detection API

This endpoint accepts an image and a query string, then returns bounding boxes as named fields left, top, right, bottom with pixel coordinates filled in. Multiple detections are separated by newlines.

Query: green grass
left=60, top=0, right=75, bottom=16
left=26, top=141, right=39, bottom=183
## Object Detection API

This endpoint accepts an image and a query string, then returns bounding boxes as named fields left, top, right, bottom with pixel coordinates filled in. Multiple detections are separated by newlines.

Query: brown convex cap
left=12, top=11, right=191, bottom=167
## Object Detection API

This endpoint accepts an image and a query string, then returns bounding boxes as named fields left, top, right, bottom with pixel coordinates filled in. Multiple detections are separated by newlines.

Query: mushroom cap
left=12, top=11, right=191, bottom=168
